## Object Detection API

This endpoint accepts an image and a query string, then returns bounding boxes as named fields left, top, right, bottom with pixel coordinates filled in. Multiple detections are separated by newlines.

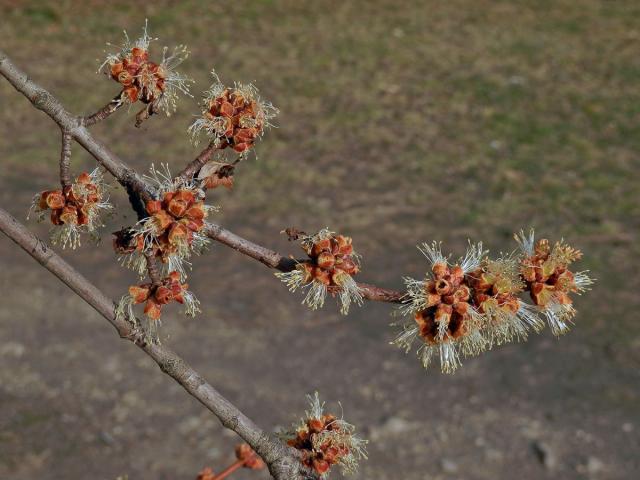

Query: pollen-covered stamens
left=276, top=228, right=363, bottom=314
left=280, top=393, right=367, bottom=478
left=116, top=271, right=200, bottom=325
left=469, top=256, right=543, bottom=345
left=100, top=21, right=192, bottom=117
left=396, top=233, right=594, bottom=374
left=29, top=169, right=111, bottom=249
left=189, top=71, right=278, bottom=153
left=517, top=233, right=593, bottom=335
left=398, top=252, right=485, bottom=373
left=117, top=172, right=215, bottom=279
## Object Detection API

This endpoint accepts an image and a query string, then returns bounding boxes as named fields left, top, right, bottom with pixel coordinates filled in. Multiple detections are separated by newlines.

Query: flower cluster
left=516, top=230, right=593, bottom=335
left=275, top=229, right=363, bottom=314
left=394, top=231, right=593, bottom=373
left=116, top=271, right=199, bottom=325
left=114, top=165, right=215, bottom=280
left=189, top=71, right=278, bottom=154
left=100, top=21, right=191, bottom=114
left=280, top=393, right=367, bottom=478
left=29, top=169, right=111, bottom=249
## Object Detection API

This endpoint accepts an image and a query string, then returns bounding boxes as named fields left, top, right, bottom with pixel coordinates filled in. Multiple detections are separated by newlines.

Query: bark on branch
left=0, top=207, right=310, bottom=480
left=0, top=49, right=406, bottom=305
left=0, top=50, right=150, bottom=201
left=205, top=223, right=406, bottom=303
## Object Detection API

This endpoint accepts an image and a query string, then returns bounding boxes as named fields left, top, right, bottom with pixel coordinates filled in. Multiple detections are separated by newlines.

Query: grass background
left=0, top=1, right=638, bottom=479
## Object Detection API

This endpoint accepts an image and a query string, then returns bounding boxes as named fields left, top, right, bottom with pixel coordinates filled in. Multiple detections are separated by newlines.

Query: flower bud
left=44, top=190, right=66, bottom=210
left=154, top=285, right=173, bottom=305
left=129, top=285, right=151, bottom=304
left=184, top=202, right=205, bottom=221
left=144, top=298, right=162, bottom=320
left=152, top=210, right=173, bottom=232
left=59, top=205, right=79, bottom=225
left=146, top=200, right=162, bottom=214
left=167, top=198, right=188, bottom=217
left=316, top=252, right=335, bottom=269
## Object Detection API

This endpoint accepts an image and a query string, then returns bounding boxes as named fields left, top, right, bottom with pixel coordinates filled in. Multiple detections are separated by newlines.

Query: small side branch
left=84, top=92, right=125, bottom=126
left=0, top=50, right=151, bottom=199
left=178, top=141, right=218, bottom=182
left=205, top=223, right=405, bottom=304
left=59, top=129, right=72, bottom=188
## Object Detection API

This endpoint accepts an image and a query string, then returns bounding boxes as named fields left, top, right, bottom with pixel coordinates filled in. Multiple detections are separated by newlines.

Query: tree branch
left=59, top=129, right=72, bottom=188
left=84, top=92, right=125, bottom=126
left=0, top=49, right=405, bottom=307
left=178, top=140, right=219, bottom=181
left=0, top=50, right=150, bottom=201
left=205, top=223, right=406, bottom=303
left=0, top=207, right=310, bottom=480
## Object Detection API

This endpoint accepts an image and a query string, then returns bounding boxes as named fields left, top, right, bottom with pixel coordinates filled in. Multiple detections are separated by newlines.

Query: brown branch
left=0, top=207, right=311, bottom=480
left=59, top=129, right=72, bottom=188
left=83, top=92, right=125, bottom=126
left=178, top=141, right=218, bottom=181
left=0, top=50, right=150, bottom=201
left=205, top=223, right=406, bottom=303
left=0, top=50, right=405, bottom=304
left=135, top=101, right=160, bottom=128
left=144, top=251, right=162, bottom=285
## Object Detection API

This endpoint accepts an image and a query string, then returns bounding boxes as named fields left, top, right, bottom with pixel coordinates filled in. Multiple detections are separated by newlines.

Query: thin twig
left=84, top=92, right=125, bottom=126
left=0, top=207, right=309, bottom=480
left=178, top=141, right=218, bottom=181
left=0, top=50, right=151, bottom=201
left=59, top=129, right=72, bottom=188
left=0, top=50, right=405, bottom=305
left=205, top=223, right=406, bottom=303
left=145, top=251, right=162, bottom=285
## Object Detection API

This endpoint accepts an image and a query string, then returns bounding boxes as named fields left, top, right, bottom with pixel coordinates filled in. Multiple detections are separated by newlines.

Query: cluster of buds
left=516, top=230, right=593, bottom=335
left=100, top=21, right=191, bottom=115
left=189, top=71, right=278, bottom=154
left=29, top=169, right=111, bottom=249
left=196, top=444, right=264, bottom=480
left=280, top=393, right=367, bottom=478
left=394, top=231, right=593, bottom=373
left=116, top=271, right=199, bottom=326
left=114, top=165, right=215, bottom=279
left=276, top=229, right=363, bottom=314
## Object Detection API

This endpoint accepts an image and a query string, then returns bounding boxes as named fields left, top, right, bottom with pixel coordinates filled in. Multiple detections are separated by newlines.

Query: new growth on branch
left=0, top=21, right=594, bottom=480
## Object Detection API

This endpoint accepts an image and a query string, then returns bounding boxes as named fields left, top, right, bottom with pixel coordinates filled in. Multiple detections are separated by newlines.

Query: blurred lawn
left=0, top=1, right=639, bottom=479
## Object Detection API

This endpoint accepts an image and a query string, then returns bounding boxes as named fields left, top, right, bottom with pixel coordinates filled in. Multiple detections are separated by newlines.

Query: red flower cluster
left=520, top=239, right=582, bottom=309
left=414, top=262, right=475, bottom=344
left=287, top=412, right=350, bottom=475
left=468, top=266, right=520, bottom=323
left=204, top=88, right=265, bottom=153
left=128, top=271, right=189, bottom=320
left=114, top=188, right=207, bottom=263
left=109, top=47, right=165, bottom=104
left=37, top=172, right=102, bottom=227
left=300, top=233, right=359, bottom=291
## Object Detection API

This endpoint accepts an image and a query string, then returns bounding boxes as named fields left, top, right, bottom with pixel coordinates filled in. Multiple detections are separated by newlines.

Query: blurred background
left=0, top=1, right=638, bottom=479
